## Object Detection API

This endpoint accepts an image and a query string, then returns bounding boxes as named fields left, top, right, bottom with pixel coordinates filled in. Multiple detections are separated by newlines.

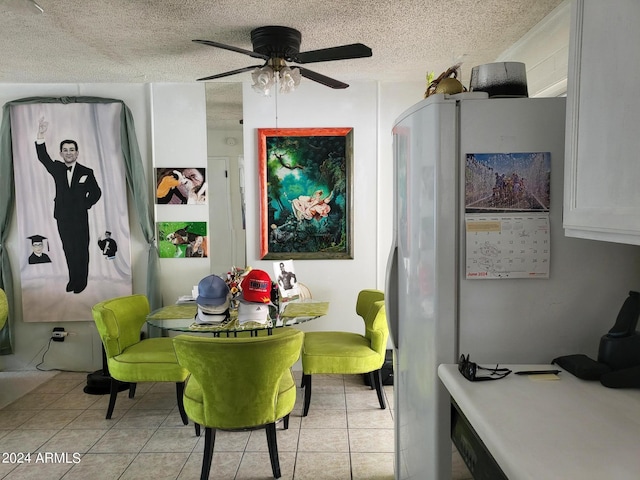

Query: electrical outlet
left=52, top=327, right=67, bottom=342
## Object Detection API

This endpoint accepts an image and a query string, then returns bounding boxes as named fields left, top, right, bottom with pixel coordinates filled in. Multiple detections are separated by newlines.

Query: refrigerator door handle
left=385, top=243, right=399, bottom=348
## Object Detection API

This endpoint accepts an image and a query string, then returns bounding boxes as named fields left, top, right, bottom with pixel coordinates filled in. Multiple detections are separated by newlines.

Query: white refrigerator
left=385, top=93, right=640, bottom=479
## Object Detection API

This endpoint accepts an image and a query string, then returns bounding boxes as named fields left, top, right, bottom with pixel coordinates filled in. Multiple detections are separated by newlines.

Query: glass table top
left=146, top=300, right=328, bottom=335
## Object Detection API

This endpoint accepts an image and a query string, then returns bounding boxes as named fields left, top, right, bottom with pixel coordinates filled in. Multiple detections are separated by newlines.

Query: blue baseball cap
left=196, top=274, right=230, bottom=307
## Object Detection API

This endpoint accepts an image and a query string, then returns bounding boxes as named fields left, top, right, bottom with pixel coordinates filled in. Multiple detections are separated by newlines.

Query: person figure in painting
left=292, top=189, right=333, bottom=221
left=277, top=262, right=297, bottom=292
left=156, top=170, right=188, bottom=204
left=27, top=234, right=51, bottom=264
left=36, top=117, right=102, bottom=294
left=97, top=231, right=118, bottom=260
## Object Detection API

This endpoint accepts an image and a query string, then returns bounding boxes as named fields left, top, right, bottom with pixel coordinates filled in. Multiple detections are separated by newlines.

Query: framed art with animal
left=258, top=127, right=353, bottom=260
left=157, top=221, right=208, bottom=258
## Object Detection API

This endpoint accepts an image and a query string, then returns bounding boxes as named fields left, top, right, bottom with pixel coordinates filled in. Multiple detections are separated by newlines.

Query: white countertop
left=438, top=364, right=640, bottom=480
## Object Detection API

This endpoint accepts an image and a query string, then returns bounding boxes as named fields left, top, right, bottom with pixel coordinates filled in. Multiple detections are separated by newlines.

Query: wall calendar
left=465, top=214, right=550, bottom=279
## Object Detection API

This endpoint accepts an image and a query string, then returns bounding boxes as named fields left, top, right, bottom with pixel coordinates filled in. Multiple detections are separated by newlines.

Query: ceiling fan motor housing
left=251, top=26, right=302, bottom=60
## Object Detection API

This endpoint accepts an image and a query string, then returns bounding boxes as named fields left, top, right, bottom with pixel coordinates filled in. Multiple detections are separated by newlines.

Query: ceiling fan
left=193, top=26, right=372, bottom=92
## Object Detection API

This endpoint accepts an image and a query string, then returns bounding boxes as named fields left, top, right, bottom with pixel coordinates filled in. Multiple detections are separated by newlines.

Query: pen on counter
left=515, top=370, right=561, bottom=375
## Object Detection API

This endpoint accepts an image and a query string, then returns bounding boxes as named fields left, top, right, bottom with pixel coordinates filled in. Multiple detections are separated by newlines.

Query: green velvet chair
left=301, top=289, right=387, bottom=416
left=0, top=288, right=7, bottom=333
left=92, top=294, right=189, bottom=423
left=172, top=328, right=304, bottom=480
left=0, top=288, right=7, bottom=370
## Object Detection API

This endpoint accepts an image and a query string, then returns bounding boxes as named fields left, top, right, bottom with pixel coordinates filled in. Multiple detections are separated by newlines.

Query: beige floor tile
left=347, top=408, right=394, bottom=429
left=0, top=410, right=38, bottom=429
left=3, top=393, right=65, bottom=411
left=130, top=392, right=178, bottom=410
left=235, top=451, right=295, bottom=480
left=39, top=428, right=107, bottom=453
left=88, top=428, right=156, bottom=453
left=1, top=458, right=74, bottom=479
left=245, top=425, right=300, bottom=452
left=87, top=390, right=139, bottom=413
left=293, top=452, right=351, bottom=480
left=1, top=429, right=59, bottom=453
left=304, top=392, right=346, bottom=411
left=46, top=392, right=101, bottom=410
left=0, top=461, right=18, bottom=479
left=346, top=391, right=386, bottom=411
left=62, top=453, right=136, bottom=480
left=300, top=409, right=347, bottom=429
left=178, top=451, right=243, bottom=479
left=63, top=408, right=125, bottom=429
left=0, top=374, right=481, bottom=479
left=297, top=428, right=349, bottom=452
left=351, top=452, right=395, bottom=480
left=20, top=409, right=84, bottom=430
left=113, top=409, right=172, bottom=429
left=31, top=378, right=85, bottom=395
left=119, top=452, right=189, bottom=480
left=195, top=428, right=251, bottom=452
left=349, top=428, right=394, bottom=453
left=141, top=427, right=199, bottom=453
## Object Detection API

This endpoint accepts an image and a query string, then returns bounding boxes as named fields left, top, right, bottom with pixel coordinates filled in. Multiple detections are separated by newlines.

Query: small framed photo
left=273, top=259, right=300, bottom=300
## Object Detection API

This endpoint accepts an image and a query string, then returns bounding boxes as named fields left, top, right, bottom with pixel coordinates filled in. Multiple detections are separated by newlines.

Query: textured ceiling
left=0, top=0, right=564, bottom=127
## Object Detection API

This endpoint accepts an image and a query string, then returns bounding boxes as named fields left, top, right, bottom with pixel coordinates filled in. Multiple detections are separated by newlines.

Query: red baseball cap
left=240, top=269, right=272, bottom=303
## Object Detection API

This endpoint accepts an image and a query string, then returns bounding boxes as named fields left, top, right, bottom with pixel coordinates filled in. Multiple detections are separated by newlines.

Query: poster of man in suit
left=10, top=102, right=132, bottom=322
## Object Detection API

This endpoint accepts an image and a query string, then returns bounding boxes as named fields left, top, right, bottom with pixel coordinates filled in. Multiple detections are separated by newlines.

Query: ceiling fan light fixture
left=279, top=66, right=301, bottom=94
left=251, top=66, right=276, bottom=96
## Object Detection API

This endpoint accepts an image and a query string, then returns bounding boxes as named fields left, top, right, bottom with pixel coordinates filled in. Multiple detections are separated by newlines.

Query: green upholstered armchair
left=0, top=288, right=7, bottom=333
left=301, top=289, right=387, bottom=416
left=172, top=327, right=304, bottom=480
left=91, top=294, right=189, bottom=423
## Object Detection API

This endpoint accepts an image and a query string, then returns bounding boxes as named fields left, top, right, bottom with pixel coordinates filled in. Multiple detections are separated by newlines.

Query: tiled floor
left=0, top=371, right=472, bottom=479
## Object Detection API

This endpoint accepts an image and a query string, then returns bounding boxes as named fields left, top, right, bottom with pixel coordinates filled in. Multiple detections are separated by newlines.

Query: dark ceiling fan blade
left=192, top=39, right=269, bottom=61
left=298, top=67, right=349, bottom=89
left=196, top=65, right=263, bottom=82
left=293, top=43, right=372, bottom=64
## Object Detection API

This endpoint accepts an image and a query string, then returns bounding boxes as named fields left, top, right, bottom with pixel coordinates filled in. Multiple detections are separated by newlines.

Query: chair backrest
left=92, top=294, right=150, bottom=358
left=0, top=288, right=7, bottom=331
left=363, top=300, right=388, bottom=358
left=173, top=328, right=304, bottom=429
left=355, top=289, right=384, bottom=319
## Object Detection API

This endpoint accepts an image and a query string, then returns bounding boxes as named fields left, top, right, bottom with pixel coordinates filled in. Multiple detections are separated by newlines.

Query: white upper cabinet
left=563, top=0, right=640, bottom=244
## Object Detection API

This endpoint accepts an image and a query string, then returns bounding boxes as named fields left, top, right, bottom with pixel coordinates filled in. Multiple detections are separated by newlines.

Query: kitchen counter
left=438, top=363, right=640, bottom=480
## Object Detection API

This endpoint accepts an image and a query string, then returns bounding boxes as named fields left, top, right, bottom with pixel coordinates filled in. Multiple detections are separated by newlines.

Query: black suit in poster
left=35, top=142, right=102, bottom=293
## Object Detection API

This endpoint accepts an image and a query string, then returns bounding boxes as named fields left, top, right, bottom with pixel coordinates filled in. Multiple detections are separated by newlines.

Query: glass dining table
left=146, top=300, right=329, bottom=337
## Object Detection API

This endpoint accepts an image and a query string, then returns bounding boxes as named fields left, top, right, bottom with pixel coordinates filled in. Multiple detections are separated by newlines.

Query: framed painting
left=258, top=127, right=353, bottom=259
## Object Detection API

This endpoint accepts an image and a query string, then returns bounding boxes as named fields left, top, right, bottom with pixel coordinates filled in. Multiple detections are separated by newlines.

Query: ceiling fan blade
left=294, top=43, right=372, bottom=64
left=192, top=39, right=269, bottom=61
left=196, top=65, right=263, bottom=82
left=298, top=67, right=349, bottom=89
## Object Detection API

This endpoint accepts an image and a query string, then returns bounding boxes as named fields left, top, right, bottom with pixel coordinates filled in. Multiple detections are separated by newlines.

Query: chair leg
left=128, top=382, right=137, bottom=399
left=283, top=414, right=290, bottom=430
left=194, top=423, right=201, bottom=437
left=302, top=374, right=312, bottom=417
left=200, top=427, right=215, bottom=480
left=368, top=372, right=375, bottom=390
left=176, top=382, right=188, bottom=425
left=372, top=368, right=387, bottom=409
left=106, top=378, right=121, bottom=419
left=266, top=422, right=281, bottom=479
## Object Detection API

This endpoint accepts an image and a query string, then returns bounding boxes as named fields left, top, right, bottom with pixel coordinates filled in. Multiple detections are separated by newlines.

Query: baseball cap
left=195, top=307, right=228, bottom=325
left=240, top=269, right=272, bottom=304
left=196, top=274, right=230, bottom=307
left=237, top=299, right=270, bottom=324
